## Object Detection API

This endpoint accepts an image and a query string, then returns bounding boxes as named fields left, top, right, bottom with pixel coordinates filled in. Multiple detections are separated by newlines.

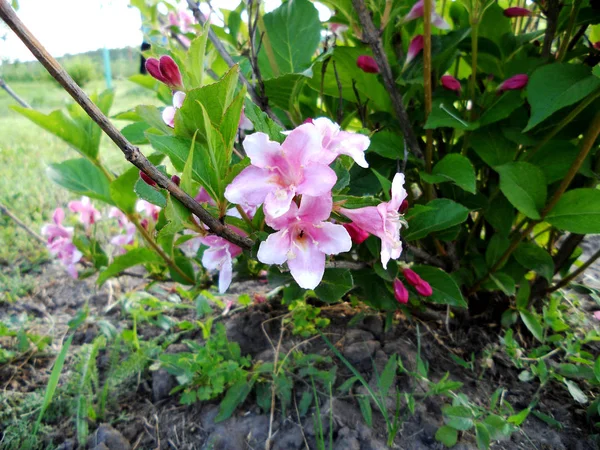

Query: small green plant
left=285, top=299, right=330, bottom=337
left=0, top=314, right=52, bottom=363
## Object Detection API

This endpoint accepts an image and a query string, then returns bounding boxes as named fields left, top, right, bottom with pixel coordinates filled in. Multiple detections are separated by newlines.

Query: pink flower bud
left=171, top=175, right=181, bottom=186
left=140, top=218, right=149, bottom=230
left=394, top=278, right=410, bottom=304
left=497, top=74, right=529, bottom=93
left=415, top=280, right=433, bottom=297
left=145, top=55, right=184, bottom=90
left=303, top=117, right=314, bottom=124
left=593, top=42, right=600, bottom=51
left=503, top=7, right=532, bottom=17
left=400, top=199, right=409, bottom=214
left=441, top=75, right=461, bottom=93
left=140, top=171, right=157, bottom=187
left=403, top=268, right=423, bottom=287
left=343, top=222, right=370, bottom=244
left=405, top=35, right=424, bottom=66
left=356, top=55, right=380, bottom=74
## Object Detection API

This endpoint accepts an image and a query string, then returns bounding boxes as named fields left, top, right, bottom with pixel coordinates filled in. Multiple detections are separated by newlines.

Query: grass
left=0, top=77, right=163, bottom=301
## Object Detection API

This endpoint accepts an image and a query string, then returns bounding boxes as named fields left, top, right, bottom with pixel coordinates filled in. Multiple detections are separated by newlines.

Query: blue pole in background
left=103, top=46, right=112, bottom=89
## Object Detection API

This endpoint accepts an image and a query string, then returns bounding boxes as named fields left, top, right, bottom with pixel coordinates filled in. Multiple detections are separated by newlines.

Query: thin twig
left=542, top=0, right=561, bottom=58
left=547, top=248, right=600, bottom=293
left=185, top=0, right=284, bottom=127
left=332, top=60, right=344, bottom=124
left=0, top=1, right=254, bottom=251
left=423, top=0, right=434, bottom=201
left=0, top=76, right=31, bottom=108
left=406, top=244, right=446, bottom=268
left=351, top=0, right=424, bottom=160
left=0, top=202, right=46, bottom=244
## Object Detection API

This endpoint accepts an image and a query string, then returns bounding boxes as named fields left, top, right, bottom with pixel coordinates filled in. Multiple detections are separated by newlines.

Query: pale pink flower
left=311, top=118, right=370, bottom=168
left=41, top=208, right=73, bottom=245
left=199, top=229, right=245, bottom=293
left=403, top=0, right=450, bottom=29
left=239, top=108, right=253, bottom=131
left=41, top=208, right=81, bottom=278
left=136, top=200, right=161, bottom=222
left=405, top=35, right=424, bottom=66
left=168, top=10, right=194, bottom=30
left=225, top=124, right=337, bottom=218
left=68, top=196, right=101, bottom=229
left=340, top=173, right=407, bottom=268
left=222, top=300, right=234, bottom=316
left=109, top=207, right=129, bottom=228
left=180, top=229, right=203, bottom=258
left=145, top=55, right=184, bottom=90
left=394, top=278, right=409, bottom=304
left=257, top=195, right=351, bottom=290
left=329, top=22, right=348, bottom=39
left=110, top=223, right=136, bottom=254
left=162, top=91, right=186, bottom=128
left=593, top=311, right=600, bottom=321
left=497, top=74, right=529, bottom=93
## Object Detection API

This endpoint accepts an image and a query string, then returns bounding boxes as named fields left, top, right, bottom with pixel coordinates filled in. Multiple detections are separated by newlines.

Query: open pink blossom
left=180, top=229, right=203, bottom=258
left=403, top=0, right=450, bottom=29
left=503, top=7, right=532, bottom=17
left=225, top=124, right=337, bottom=218
left=394, top=278, right=409, bottom=304
left=145, top=55, right=184, bottom=90
left=311, top=118, right=370, bottom=168
left=356, top=55, right=380, bottom=74
left=68, top=196, right=101, bottom=229
left=441, top=75, right=461, bottom=93
left=110, top=223, right=136, bottom=254
left=257, top=195, right=351, bottom=290
left=109, top=207, right=129, bottom=228
left=497, top=74, right=528, bottom=93
left=41, top=208, right=81, bottom=278
left=198, top=228, right=245, bottom=293
left=340, top=173, right=407, bottom=268
left=163, top=91, right=186, bottom=128
left=136, top=200, right=161, bottom=222
left=405, top=35, right=424, bottom=66
left=41, top=208, right=73, bottom=245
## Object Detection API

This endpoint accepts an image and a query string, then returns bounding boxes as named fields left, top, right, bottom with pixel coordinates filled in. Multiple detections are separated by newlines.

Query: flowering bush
left=9, top=0, right=600, bottom=322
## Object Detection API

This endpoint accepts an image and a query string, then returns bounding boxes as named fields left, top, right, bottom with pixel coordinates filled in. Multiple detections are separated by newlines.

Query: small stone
left=272, top=424, right=304, bottom=450
left=88, top=424, right=131, bottom=450
left=343, top=340, right=380, bottom=367
left=333, top=427, right=360, bottom=450
left=152, top=368, right=176, bottom=402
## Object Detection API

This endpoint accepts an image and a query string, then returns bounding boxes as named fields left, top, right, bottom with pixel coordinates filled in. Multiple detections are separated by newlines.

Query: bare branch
left=406, top=244, right=446, bottom=268
left=0, top=202, right=45, bottom=244
left=185, top=0, right=284, bottom=127
left=0, top=0, right=254, bottom=250
left=351, top=0, right=424, bottom=160
left=0, top=76, right=30, bottom=108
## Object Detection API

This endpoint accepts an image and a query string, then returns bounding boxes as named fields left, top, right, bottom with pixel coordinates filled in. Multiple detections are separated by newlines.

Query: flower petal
left=282, top=123, right=323, bottom=167
left=173, top=91, right=186, bottom=108
left=298, top=194, right=332, bottom=223
left=162, top=106, right=176, bottom=128
left=312, top=222, right=352, bottom=255
left=202, top=246, right=227, bottom=271
left=264, top=187, right=296, bottom=218
left=389, top=173, right=408, bottom=211
left=339, top=206, right=384, bottom=237
left=242, top=132, right=283, bottom=168
left=218, top=250, right=233, bottom=293
left=287, top=240, right=325, bottom=290
left=297, top=163, right=337, bottom=197
left=331, top=131, right=370, bottom=168
left=225, top=166, right=276, bottom=207
left=257, top=230, right=291, bottom=265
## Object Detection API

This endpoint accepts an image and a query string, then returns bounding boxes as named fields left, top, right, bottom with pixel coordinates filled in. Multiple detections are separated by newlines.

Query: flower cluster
left=41, top=208, right=82, bottom=279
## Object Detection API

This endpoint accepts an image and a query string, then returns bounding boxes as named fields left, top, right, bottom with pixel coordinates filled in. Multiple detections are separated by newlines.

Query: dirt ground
left=1, top=237, right=600, bottom=450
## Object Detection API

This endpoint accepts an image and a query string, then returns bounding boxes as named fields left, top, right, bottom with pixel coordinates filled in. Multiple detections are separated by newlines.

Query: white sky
left=1, top=0, right=331, bottom=63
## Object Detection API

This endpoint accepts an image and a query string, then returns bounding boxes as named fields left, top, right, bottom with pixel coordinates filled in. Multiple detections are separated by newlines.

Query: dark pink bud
left=171, top=175, right=181, bottom=186
left=441, top=75, right=461, bottom=93
left=405, top=35, right=424, bottom=66
left=303, top=117, right=314, bottom=124
left=140, top=218, right=149, bottom=229
left=503, top=7, right=532, bottom=17
left=356, top=55, right=380, bottom=74
left=343, top=222, right=370, bottom=244
left=145, top=56, right=184, bottom=90
left=497, top=74, right=528, bottom=93
left=403, top=268, right=423, bottom=287
left=415, top=280, right=433, bottom=297
left=140, top=171, right=157, bottom=187
left=394, top=278, right=409, bottom=304
left=400, top=199, right=409, bottom=214
left=594, top=42, right=600, bottom=51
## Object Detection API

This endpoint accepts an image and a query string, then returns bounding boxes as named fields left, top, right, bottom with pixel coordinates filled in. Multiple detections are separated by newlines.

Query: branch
left=0, top=202, right=46, bottom=244
left=0, top=0, right=254, bottom=251
left=541, top=0, right=561, bottom=59
left=406, top=244, right=445, bottom=268
left=185, top=0, right=284, bottom=127
left=547, top=248, right=600, bottom=293
left=0, top=76, right=31, bottom=108
left=351, top=0, right=424, bottom=160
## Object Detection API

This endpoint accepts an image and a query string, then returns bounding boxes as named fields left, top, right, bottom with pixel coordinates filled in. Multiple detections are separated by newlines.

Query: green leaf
left=257, top=0, right=321, bottom=78
left=181, top=131, right=197, bottom=196
left=497, top=162, right=546, bottom=220
left=485, top=194, right=515, bottom=235
left=478, top=91, right=524, bottom=127
left=525, top=64, right=600, bottom=131
left=435, top=426, right=458, bottom=447
left=186, top=26, right=209, bottom=89
left=215, top=377, right=255, bottom=422
left=110, top=153, right=164, bottom=213
left=519, top=310, right=545, bottom=343
left=377, top=354, right=397, bottom=396
left=508, top=408, right=530, bottom=426
left=404, top=199, right=470, bottom=241
left=368, top=131, right=403, bottom=159
left=594, top=356, right=600, bottom=382
left=545, top=189, right=600, bottom=234
left=243, top=100, right=284, bottom=142
left=314, top=269, right=354, bottom=302
left=476, top=422, right=491, bottom=450
left=264, top=72, right=310, bottom=120
left=563, top=379, right=588, bottom=404
left=529, top=141, right=581, bottom=184
left=420, top=154, right=476, bottom=194
left=357, top=395, right=373, bottom=427
left=485, top=234, right=510, bottom=269
left=134, top=178, right=166, bottom=207
left=47, top=158, right=112, bottom=204
left=443, top=405, right=474, bottom=431
left=484, top=414, right=515, bottom=439
left=486, top=273, right=516, bottom=296
left=514, top=243, right=553, bottom=281
left=470, top=128, right=516, bottom=167
left=425, top=99, right=475, bottom=130
left=97, top=248, right=164, bottom=285
left=515, top=279, right=531, bottom=310
left=411, top=265, right=468, bottom=308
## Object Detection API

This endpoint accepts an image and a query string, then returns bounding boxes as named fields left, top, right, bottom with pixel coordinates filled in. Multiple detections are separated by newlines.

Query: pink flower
left=110, top=222, right=136, bottom=254
left=311, top=118, right=370, bottom=168
left=136, top=200, right=160, bottom=222
left=497, top=74, right=529, bottom=93
left=403, top=268, right=433, bottom=297
left=257, top=195, right=351, bottom=290
left=145, top=55, right=184, bottom=90
left=394, top=278, right=409, bottom=304
left=41, top=208, right=73, bottom=245
left=357, top=55, right=380, bottom=74
left=195, top=187, right=216, bottom=206
left=68, top=196, right=101, bottom=229
left=168, top=10, right=194, bottom=30
left=41, top=208, right=81, bottom=278
left=239, top=108, right=254, bottom=131
left=162, top=91, right=186, bottom=128
left=180, top=229, right=203, bottom=258
left=405, top=35, right=424, bottom=66
left=303, top=118, right=314, bottom=124
left=403, top=0, right=450, bottom=29
left=199, top=229, right=245, bottom=293
left=109, top=207, right=129, bottom=228
left=340, top=173, right=407, bottom=268
left=503, top=7, right=532, bottom=17
left=441, top=75, right=461, bottom=93
left=329, top=23, right=348, bottom=38
left=343, top=222, right=370, bottom=244
left=593, top=311, right=600, bottom=320
left=225, top=124, right=337, bottom=218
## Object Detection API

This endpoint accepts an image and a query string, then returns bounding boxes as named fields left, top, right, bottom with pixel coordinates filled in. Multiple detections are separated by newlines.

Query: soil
left=1, top=236, right=600, bottom=450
